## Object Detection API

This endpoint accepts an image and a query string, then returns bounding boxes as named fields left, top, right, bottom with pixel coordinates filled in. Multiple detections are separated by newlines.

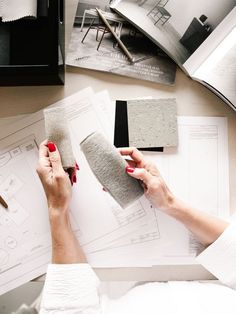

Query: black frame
left=0, top=0, right=65, bottom=86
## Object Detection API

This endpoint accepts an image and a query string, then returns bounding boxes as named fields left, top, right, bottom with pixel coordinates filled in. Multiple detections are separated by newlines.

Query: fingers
left=118, top=147, right=145, bottom=165
left=47, top=142, right=64, bottom=175
left=38, top=140, right=49, bottom=159
left=66, top=165, right=77, bottom=185
left=126, top=159, right=136, bottom=169
left=126, top=166, right=153, bottom=186
left=37, top=140, right=50, bottom=176
left=37, top=140, right=79, bottom=186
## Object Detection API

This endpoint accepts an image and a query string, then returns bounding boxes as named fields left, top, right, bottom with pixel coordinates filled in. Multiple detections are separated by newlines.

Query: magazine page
left=184, top=7, right=236, bottom=75
left=192, top=26, right=236, bottom=108
left=66, top=0, right=177, bottom=85
left=111, top=0, right=235, bottom=68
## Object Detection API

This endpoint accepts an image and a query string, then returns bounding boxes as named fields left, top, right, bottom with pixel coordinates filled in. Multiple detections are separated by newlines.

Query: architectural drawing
left=0, top=137, right=51, bottom=295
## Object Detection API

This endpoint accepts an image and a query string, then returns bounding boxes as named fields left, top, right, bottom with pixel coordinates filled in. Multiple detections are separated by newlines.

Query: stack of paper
left=0, top=87, right=230, bottom=295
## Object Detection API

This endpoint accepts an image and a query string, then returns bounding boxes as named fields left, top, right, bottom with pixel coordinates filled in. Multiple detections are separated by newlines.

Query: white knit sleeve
left=197, top=221, right=236, bottom=289
left=39, top=263, right=101, bottom=314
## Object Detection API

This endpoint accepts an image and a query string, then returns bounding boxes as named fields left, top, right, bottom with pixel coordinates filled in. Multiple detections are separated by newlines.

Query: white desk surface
left=0, top=0, right=236, bottom=281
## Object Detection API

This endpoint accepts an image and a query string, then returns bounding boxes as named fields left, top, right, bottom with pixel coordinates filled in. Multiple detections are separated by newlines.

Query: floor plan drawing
left=0, top=137, right=51, bottom=295
left=0, top=174, right=23, bottom=198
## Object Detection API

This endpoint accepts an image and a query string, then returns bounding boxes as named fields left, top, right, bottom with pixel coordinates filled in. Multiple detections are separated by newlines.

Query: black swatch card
left=114, top=100, right=164, bottom=152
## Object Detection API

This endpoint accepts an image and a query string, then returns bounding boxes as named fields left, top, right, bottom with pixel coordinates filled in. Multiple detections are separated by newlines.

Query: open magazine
left=111, top=0, right=236, bottom=110
left=66, top=0, right=176, bottom=86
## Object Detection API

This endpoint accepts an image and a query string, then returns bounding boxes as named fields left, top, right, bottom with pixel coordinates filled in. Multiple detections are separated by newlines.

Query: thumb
left=126, top=166, right=153, bottom=186
left=47, top=142, right=64, bottom=175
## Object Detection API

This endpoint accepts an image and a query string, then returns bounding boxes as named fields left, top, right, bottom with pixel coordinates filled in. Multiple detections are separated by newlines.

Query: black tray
left=0, top=0, right=65, bottom=86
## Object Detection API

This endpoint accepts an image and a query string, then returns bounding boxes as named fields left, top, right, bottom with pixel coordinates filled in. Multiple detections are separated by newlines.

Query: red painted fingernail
left=126, top=166, right=135, bottom=173
left=102, top=187, right=107, bottom=192
left=76, top=163, right=80, bottom=170
left=47, top=142, right=56, bottom=152
left=73, top=174, right=77, bottom=183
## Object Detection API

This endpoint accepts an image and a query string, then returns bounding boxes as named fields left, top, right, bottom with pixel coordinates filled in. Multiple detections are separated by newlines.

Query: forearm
left=166, top=198, right=229, bottom=246
left=49, top=210, right=87, bottom=264
left=40, top=212, right=100, bottom=314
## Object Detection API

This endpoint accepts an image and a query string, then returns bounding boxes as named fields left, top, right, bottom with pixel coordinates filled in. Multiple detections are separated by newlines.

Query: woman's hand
left=36, top=140, right=72, bottom=215
left=120, top=147, right=229, bottom=246
left=119, top=147, right=175, bottom=212
left=37, top=140, right=86, bottom=263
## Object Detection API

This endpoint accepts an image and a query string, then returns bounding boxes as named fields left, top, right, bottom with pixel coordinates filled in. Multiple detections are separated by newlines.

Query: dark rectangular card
left=114, top=100, right=164, bottom=152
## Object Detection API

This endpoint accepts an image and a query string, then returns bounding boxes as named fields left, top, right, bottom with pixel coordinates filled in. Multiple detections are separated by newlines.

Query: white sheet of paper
left=85, top=116, right=230, bottom=266
left=0, top=137, right=51, bottom=295
left=83, top=97, right=230, bottom=263
left=64, top=91, right=155, bottom=253
left=0, top=115, right=28, bottom=127
left=0, top=88, right=95, bottom=295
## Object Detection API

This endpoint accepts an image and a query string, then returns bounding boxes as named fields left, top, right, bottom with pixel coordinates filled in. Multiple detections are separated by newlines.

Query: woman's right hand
left=119, top=147, right=175, bottom=212
left=36, top=140, right=72, bottom=216
left=120, top=147, right=229, bottom=247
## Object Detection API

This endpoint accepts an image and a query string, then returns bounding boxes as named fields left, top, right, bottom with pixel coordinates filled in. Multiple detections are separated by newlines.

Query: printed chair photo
left=147, top=0, right=171, bottom=26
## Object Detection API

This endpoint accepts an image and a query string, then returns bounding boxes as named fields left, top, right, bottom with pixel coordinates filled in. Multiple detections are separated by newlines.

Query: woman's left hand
left=36, top=140, right=72, bottom=215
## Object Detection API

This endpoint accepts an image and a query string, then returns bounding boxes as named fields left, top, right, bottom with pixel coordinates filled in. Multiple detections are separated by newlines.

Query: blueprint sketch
left=0, top=137, right=51, bottom=295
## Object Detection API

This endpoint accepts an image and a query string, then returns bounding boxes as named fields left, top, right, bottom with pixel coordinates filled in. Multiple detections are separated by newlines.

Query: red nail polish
left=73, top=174, right=77, bottom=183
left=75, top=163, right=80, bottom=170
left=126, top=166, right=135, bottom=173
left=47, top=142, right=56, bottom=152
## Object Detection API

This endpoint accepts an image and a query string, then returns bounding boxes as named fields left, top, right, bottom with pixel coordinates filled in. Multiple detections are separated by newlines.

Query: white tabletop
left=1, top=0, right=236, bottom=281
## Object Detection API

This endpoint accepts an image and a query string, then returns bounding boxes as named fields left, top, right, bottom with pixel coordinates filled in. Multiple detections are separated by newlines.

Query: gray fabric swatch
left=44, top=106, right=75, bottom=169
left=80, top=132, right=144, bottom=209
left=127, top=98, right=178, bottom=148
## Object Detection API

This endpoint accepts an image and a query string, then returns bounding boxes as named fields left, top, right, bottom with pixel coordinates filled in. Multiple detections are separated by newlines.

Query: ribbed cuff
left=197, top=222, right=236, bottom=289
left=41, top=263, right=100, bottom=312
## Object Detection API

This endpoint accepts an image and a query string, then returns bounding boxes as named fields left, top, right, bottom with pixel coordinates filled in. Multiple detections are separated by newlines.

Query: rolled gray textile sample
left=80, top=132, right=144, bottom=208
left=44, top=106, right=75, bottom=168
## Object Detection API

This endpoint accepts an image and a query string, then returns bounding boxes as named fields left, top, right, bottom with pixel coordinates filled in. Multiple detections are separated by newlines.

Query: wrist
left=165, top=197, right=187, bottom=216
left=165, top=197, right=196, bottom=226
left=49, top=207, right=70, bottom=227
left=157, top=191, right=176, bottom=212
left=48, top=204, right=68, bottom=217
left=49, top=209, right=74, bottom=245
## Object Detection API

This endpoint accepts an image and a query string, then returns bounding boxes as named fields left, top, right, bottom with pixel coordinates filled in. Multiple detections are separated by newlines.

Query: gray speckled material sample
left=80, top=132, right=144, bottom=209
left=44, top=106, right=75, bottom=168
left=127, top=98, right=178, bottom=148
